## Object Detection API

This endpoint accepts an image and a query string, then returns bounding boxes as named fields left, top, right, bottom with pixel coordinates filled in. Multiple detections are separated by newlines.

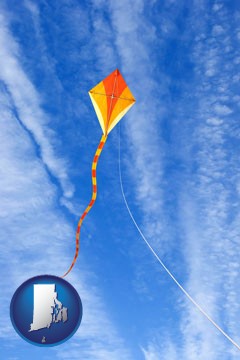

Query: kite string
left=62, top=134, right=107, bottom=278
left=118, top=125, right=240, bottom=351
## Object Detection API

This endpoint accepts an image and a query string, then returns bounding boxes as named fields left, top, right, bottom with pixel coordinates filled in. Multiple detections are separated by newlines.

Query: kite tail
left=62, top=134, right=107, bottom=278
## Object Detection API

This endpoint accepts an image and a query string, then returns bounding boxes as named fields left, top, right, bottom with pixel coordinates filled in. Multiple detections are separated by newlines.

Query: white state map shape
left=29, top=284, right=67, bottom=332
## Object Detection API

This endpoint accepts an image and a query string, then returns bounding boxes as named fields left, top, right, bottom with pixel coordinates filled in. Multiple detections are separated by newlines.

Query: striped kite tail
left=62, top=134, right=108, bottom=278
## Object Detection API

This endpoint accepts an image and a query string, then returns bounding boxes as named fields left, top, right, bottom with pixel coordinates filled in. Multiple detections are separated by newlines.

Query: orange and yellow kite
left=63, top=69, right=135, bottom=277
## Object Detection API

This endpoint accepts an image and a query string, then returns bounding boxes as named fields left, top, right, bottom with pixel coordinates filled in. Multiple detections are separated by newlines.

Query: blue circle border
left=10, top=274, right=83, bottom=347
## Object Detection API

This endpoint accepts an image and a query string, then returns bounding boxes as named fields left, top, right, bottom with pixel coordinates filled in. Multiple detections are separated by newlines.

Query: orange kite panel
left=89, top=69, right=135, bottom=135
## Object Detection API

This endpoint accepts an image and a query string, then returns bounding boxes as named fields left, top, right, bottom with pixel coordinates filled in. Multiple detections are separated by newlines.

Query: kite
left=10, top=68, right=240, bottom=350
left=62, top=69, right=135, bottom=277
left=10, top=69, right=135, bottom=347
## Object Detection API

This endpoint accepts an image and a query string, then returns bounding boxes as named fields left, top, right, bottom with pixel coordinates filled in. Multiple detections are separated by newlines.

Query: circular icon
left=10, top=275, right=82, bottom=346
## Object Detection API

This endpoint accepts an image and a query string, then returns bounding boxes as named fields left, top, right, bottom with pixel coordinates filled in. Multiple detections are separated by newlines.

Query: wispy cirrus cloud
left=93, top=0, right=172, bottom=270
left=0, top=10, right=73, bottom=199
left=0, top=79, right=132, bottom=360
left=0, top=4, right=133, bottom=359
left=93, top=0, right=240, bottom=358
left=141, top=339, right=178, bottom=360
left=2, top=0, right=240, bottom=358
left=177, top=2, right=240, bottom=358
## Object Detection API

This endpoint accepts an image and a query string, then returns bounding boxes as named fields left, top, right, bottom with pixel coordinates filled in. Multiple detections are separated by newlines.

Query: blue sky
left=1, top=0, right=240, bottom=359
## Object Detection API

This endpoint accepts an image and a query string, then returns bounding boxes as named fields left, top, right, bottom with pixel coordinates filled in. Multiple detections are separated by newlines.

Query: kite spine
left=62, top=134, right=107, bottom=278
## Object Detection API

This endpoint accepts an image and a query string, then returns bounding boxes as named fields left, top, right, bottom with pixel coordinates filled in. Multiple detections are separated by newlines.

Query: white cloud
left=0, top=8, right=133, bottom=359
left=212, top=4, right=223, bottom=13
left=214, top=103, right=233, bottom=116
left=177, top=6, right=240, bottom=355
left=206, top=117, right=223, bottom=126
left=107, top=0, right=169, bottom=252
left=0, top=80, right=132, bottom=360
left=24, top=0, right=39, bottom=16
left=89, top=1, right=240, bottom=358
left=0, top=11, right=74, bottom=199
left=142, top=340, right=178, bottom=360
left=212, top=25, right=224, bottom=36
left=2, top=0, right=238, bottom=358
left=103, top=0, right=240, bottom=358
